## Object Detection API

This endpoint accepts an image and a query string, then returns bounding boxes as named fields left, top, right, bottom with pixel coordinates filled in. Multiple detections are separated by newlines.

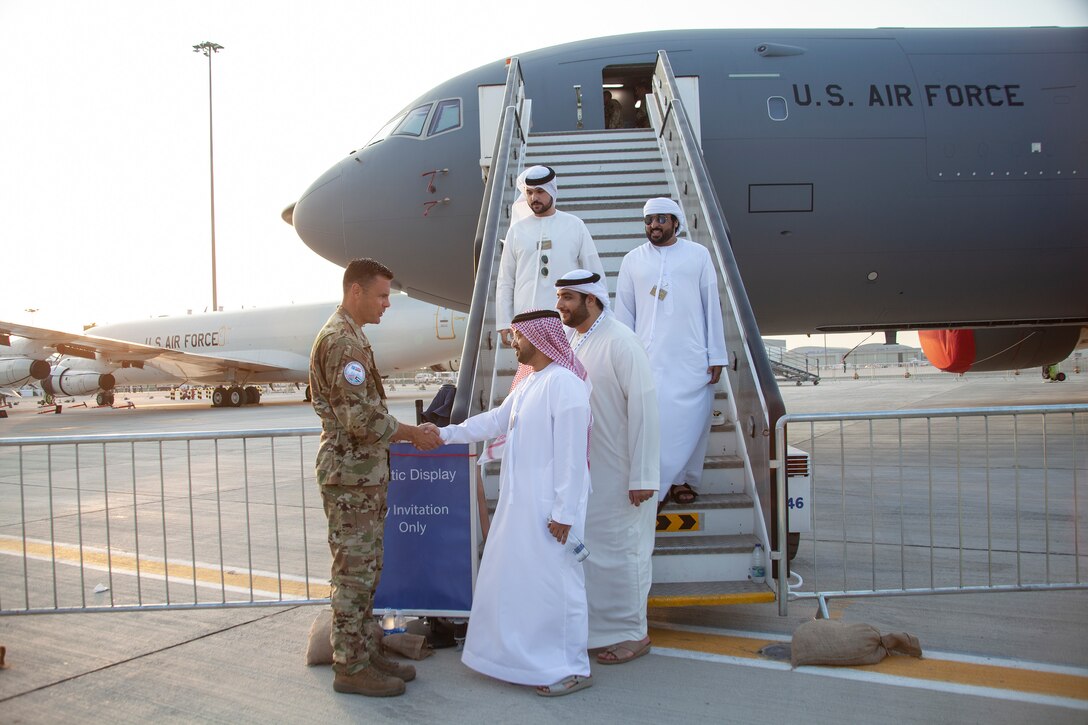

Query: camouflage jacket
left=309, top=306, right=399, bottom=487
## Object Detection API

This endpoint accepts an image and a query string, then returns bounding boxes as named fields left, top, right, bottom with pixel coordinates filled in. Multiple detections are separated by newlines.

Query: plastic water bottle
left=547, top=518, right=589, bottom=562
left=566, top=533, right=590, bottom=562
left=748, top=543, right=766, bottom=583
left=381, top=609, right=406, bottom=634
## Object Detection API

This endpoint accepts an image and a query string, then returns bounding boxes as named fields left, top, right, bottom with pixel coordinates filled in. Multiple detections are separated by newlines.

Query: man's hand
left=546, top=518, right=571, bottom=545
left=411, top=423, right=442, bottom=450
left=708, top=365, right=723, bottom=385
left=392, top=422, right=440, bottom=450
left=628, top=489, right=656, bottom=506
left=499, top=328, right=513, bottom=347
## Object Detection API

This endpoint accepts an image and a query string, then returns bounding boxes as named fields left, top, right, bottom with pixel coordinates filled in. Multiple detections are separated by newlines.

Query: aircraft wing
left=0, top=320, right=289, bottom=379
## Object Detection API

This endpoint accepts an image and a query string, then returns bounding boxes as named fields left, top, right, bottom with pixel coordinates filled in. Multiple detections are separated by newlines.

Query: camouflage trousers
left=320, top=483, right=388, bottom=675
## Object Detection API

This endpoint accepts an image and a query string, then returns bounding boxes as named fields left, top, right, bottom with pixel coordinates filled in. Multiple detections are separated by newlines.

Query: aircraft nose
left=290, top=161, right=348, bottom=262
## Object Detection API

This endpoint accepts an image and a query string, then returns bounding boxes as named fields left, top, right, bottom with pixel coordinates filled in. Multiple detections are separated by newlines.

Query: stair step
left=656, top=493, right=752, bottom=537
left=561, top=176, right=668, bottom=188
left=543, top=161, right=667, bottom=174
left=658, top=492, right=750, bottom=511
left=535, top=149, right=661, bottom=162
left=552, top=168, right=667, bottom=180
left=704, top=455, right=744, bottom=469
left=564, top=202, right=646, bottom=215
left=651, top=533, right=760, bottom=583
left=653, top=533, right=755, bottom=555
left=647, top=580, right=774, bottom=608
left=528, top=130, right=656, bottom=143
left=526, top=141, right=660, bottom=155
left=563, top=192, right=670, bottom=205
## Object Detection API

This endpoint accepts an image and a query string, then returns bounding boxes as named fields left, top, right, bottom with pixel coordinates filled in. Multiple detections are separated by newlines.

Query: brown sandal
left=596, top=638, right=651, bottom=665
left=670, top=483, right=697, bottom=505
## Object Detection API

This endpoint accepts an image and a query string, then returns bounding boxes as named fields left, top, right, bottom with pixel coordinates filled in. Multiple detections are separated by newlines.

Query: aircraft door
left=478, top=85, right=504, bottom=177
left=675, top=76, right=701, bottom=144
left=436, top=308, right=456, bottom=340
left=478, top=84, right=531, bottom=179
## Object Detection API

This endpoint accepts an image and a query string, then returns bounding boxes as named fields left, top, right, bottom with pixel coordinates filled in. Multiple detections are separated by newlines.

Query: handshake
left=398, top=422, right=443, bottom=451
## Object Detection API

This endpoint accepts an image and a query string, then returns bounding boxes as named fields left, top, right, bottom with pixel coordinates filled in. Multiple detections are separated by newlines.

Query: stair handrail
left=651, top=50, right=787, bottom=565
left=452, top=58, right=525, bottom=424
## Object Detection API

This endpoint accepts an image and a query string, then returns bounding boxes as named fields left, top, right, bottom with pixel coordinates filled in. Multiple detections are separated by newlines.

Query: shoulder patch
left=343, top=360, right=366, bottom=386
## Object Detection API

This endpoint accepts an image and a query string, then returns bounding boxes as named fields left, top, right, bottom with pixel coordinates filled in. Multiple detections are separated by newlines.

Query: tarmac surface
left=2, top=373, right=1087, bottom=723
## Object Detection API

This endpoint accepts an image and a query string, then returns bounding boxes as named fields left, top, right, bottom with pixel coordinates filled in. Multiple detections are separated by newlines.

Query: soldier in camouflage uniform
left=309, top=258, right=441, bottom=698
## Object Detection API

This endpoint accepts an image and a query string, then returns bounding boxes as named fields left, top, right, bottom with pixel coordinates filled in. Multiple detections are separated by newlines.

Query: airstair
left=452, top=53, right=789, bottom=607
left=771, top=360, right=821, bottom=386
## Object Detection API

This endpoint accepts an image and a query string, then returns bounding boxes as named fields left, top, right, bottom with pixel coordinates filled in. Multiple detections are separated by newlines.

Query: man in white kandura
left=555, top=269, right=660, bottom=665
left=615, top=198, right=727, bottom=509
left=496, top=165, right=604, bottom=347
left=427, top=309, right=594, bottom=697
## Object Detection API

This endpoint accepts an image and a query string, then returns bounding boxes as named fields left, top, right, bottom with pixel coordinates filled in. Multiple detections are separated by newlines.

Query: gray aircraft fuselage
left=290, top=28, right=1087, bottom=341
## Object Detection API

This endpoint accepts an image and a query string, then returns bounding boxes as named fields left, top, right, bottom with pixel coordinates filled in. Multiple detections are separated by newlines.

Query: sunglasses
left=644, top=214, right=673, bottom=225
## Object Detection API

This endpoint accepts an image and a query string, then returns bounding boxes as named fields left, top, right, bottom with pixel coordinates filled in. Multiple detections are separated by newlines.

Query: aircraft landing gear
left=96, top=391, right=115, bottom=406
left=212, top=385, right=260, bottom=407
left=226, top=385, right=244, bottom=407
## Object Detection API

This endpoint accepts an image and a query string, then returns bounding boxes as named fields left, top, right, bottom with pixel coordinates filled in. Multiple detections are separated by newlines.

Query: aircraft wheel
left=104, top=392, right=115, bottom=406
left=813, top=380, right=820, bottom=386
left=244, top=386, right=259, bottom=405
left=1057, top=372, right=1067, bottom=382
left=212, top=386, right=226, bottom=407
left=96, top=392, right=107, bottom=406
left=227, top=386, right=244, bottom=407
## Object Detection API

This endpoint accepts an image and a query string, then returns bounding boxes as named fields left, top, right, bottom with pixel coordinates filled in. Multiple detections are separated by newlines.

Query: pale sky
left=3, top=0, right=1085, bottom=350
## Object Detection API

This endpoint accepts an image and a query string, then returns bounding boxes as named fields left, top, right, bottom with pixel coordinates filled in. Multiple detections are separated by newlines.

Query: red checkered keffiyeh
left=509, top=309, right=587, bottom=391
left=482, top=309, right=591, bottom=467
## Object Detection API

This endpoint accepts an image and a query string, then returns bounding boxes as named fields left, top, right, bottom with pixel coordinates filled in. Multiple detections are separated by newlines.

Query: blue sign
left=374, top=443, right=473, bottom=614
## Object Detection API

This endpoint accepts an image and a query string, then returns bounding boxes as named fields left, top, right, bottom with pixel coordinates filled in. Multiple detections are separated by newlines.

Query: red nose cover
left=919, top=329, right=976, bottom=373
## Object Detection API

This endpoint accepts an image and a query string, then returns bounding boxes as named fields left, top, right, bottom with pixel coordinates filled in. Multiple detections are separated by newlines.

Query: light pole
left=192, top=41, right=224, bottom=312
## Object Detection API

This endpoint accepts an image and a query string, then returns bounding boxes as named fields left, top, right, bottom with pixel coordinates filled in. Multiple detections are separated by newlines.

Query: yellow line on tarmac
left=648, top=626, right=1088, bottom=702
left=0, top=537, right=329, bottom=600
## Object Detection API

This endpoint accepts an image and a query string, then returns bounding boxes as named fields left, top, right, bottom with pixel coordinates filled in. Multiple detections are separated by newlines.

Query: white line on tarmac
left=651, top=646, right=1088, bottom=712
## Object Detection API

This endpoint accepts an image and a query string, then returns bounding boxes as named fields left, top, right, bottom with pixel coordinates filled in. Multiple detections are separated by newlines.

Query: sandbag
left=790, top=619, right=921, bottom=668
left=305, top=609, right=334, bottom=666
left=383, top=633, right=433, bottom=660
left=305, top=610, right=432, bottom=664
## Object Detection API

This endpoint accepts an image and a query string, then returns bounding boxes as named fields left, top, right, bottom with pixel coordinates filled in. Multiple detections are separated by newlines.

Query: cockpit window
left=392, top=104, right=433, bottom=137
left=428, top=99, right=462, bottom=136
left=366, top=112, right=406, bottom=146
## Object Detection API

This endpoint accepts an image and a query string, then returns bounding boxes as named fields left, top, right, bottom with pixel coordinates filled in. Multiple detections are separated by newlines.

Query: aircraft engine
left=919, top=326, right=1082, bottom=373
left=41, top=368, right=117, bottom=397
left=0, top=358, right=51, bottom=386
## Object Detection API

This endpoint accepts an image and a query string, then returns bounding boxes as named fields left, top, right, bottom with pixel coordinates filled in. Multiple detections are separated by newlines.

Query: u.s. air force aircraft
left=0, top=297, right=463, bottom=408
left=287, top=27, right=1087, bottom=375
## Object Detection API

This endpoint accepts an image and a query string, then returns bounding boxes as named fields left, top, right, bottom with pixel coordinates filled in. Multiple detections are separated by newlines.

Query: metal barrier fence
left=0, top=428, right=327, bottom=614
left=774, top=405, right=1088, bottom=617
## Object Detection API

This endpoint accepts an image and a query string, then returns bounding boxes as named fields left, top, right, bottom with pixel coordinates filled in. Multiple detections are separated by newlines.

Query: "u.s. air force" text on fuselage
left=144, top=330, right=226, bottom=349
left=791, top=83, right=1025, bottom=108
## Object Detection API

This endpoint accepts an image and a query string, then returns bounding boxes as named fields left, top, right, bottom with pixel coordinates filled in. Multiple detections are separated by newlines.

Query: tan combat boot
left=333, top=666, right=406, bottom=697
left=369, top=650, right=416, bottom=682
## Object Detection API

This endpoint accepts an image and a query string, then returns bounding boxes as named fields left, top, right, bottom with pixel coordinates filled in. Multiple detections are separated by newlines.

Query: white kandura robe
left=439, top=363, right=592, bottom=685
left=569, top=314, right=661, bottom=648
left=496, top=210, right=604, bottom=330
left=615, top=239, right=727, bottom=499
